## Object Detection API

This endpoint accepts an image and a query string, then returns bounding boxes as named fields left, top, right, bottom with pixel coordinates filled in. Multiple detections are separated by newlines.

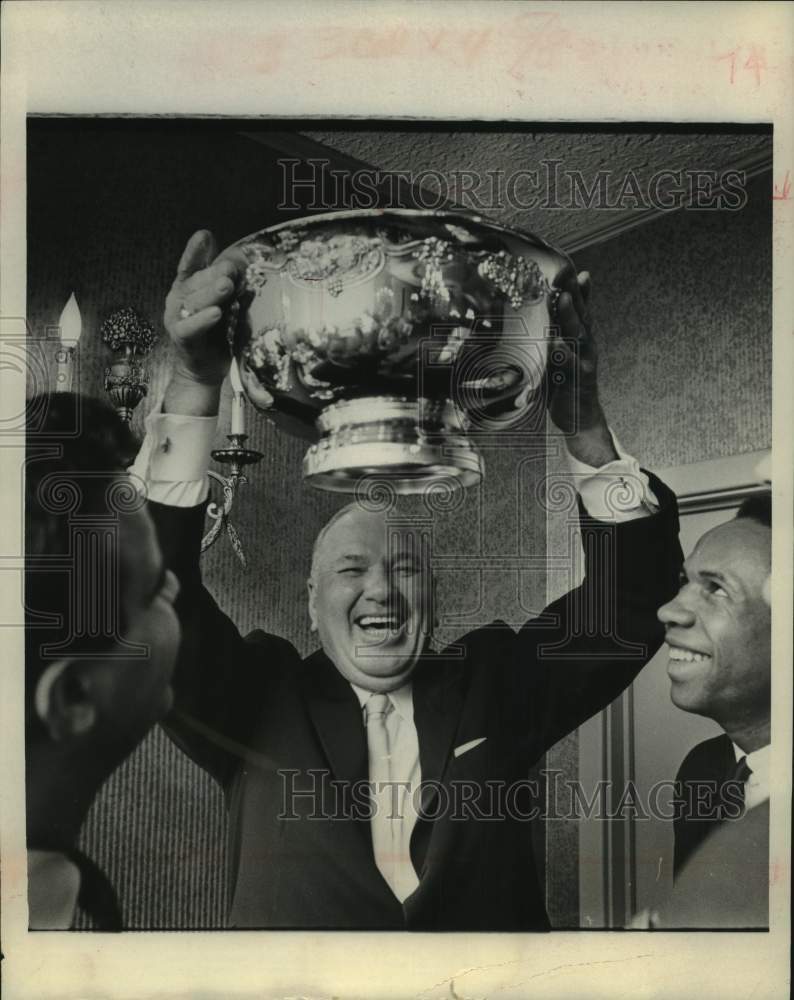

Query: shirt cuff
left=565, top=430, right=659, bottom=522
left=129, top=398, right=218, bottom=507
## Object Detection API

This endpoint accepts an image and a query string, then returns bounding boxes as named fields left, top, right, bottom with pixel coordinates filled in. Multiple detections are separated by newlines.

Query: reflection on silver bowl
left=223, top=209, right=572, bottom=494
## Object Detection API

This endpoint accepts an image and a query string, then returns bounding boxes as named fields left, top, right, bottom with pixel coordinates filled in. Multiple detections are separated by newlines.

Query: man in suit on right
left=654, top=493, right=771, bottom=927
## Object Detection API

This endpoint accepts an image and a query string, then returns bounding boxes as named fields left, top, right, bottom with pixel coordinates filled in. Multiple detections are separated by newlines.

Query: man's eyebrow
left=334, top=554, right=368, bottom=564
left=687, top=565, right=741, bottom=590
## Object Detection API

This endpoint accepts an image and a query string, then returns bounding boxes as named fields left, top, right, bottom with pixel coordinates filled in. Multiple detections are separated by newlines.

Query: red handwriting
left=769, top=860, right=788, bottom=886
left=505, top=11, right=567, bottom=80
left=182, top=17, right=782, bottom=95
left=772, top=171, right=791, bottom=200
left=316, top=22, right=496, bottom=67
left=312, top=12, right=591, bottom=77
left=716, top=45, right=766, bottom=86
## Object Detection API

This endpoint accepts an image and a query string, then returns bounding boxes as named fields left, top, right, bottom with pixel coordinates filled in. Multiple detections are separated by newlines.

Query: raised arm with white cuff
left=130, top=401, right=656, bottom=523
left=569, top=430, right=659, bottom=522
left=129, top=403, right=217, bottom=507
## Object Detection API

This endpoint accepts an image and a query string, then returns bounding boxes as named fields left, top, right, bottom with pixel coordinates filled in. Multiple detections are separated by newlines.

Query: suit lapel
left=301, top=648, right=468, bottom=801
left=301, top=650, right=368, bottom=788
left=704, top=733, right=737, bottom=782
left=301, top=646, right=468, bottom=897
left=412, top=652, right=467, bottom=811
left=718, top=733, right=737, bottom=776
left=302, top=646, right=468, bottom=791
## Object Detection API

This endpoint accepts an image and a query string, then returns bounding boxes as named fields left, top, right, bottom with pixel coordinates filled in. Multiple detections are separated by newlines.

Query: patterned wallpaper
left=576, top=170, right=772, bottom=468
left=27, top=122, right=771, bottom=930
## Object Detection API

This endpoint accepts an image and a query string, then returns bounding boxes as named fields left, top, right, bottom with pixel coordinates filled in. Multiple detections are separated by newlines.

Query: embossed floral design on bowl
left=223, top=209, right=572, bottom=493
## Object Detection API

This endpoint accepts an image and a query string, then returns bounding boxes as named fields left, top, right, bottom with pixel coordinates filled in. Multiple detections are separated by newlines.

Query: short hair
left=735, top=492, right=771, bottom=529
left=309, top=502, right=362, bottom=581
left=25, top=392, right=137, bottom=738
left=309, top=496, right=429, bottom=581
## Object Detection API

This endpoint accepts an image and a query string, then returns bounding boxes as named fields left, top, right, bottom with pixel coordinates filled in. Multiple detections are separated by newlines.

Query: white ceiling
left=298, top=128, right=771, bottom=250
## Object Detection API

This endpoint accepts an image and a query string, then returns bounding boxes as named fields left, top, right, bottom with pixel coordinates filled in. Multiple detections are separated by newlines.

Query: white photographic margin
left=1, top=3, right=791, bottom=999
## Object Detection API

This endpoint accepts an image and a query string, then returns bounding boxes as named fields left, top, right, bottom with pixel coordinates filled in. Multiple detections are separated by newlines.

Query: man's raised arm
left=131, top=231, right=298, bottom=783
left=513, top=267, right=682, bottom=755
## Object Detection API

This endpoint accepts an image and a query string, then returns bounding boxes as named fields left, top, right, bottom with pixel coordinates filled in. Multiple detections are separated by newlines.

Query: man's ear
left=307, top=578, right=318, bottom=633
left=35, top=659, right=97, bottom=742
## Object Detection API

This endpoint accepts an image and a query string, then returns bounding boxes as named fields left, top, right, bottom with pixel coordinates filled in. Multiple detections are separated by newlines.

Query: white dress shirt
left=731, top=741, right=770, bottom=811
left=130, top=399, right=658, bottom=903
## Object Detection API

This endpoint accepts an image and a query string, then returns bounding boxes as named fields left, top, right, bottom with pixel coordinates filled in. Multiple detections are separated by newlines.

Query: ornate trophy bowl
left=225, top=209, right=572, bottom=494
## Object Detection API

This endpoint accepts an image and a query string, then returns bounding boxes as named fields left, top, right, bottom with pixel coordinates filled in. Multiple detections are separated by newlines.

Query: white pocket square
left=454, top=737, right=487, bottom=758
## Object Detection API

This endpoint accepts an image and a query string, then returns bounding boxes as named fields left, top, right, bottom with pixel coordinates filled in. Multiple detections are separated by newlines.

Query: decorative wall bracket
left=101, top=306, right=157, bottom=423
left=200, top=433, right=264, bottom=566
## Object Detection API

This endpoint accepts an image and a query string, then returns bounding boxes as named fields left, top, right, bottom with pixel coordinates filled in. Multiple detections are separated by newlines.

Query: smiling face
left=307, top=507, right=432, bottom=692
left=656, top=518, right=771, bottom=739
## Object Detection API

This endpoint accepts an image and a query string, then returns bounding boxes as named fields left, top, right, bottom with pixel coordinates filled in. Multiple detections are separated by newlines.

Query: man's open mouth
left=354, top=614, right=405, bottom=637
left=666, top=644, right=713, bottom=682
left=668, top=645, right=712, bottom=663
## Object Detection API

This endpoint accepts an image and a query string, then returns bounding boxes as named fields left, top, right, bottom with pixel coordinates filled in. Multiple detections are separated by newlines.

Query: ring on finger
left=178, top=303, right=193, bottom=320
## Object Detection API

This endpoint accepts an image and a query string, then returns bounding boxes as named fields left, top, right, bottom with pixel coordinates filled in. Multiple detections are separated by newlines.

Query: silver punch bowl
left=225, top=209, right=572, bottom=494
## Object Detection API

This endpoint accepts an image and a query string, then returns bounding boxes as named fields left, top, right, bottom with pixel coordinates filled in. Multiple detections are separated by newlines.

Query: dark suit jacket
left=662, top=800, right=769, bottom=929
left=667, top=733, right=768, bottom=927
left=151, top=473, right=681, bottom=930
left=673, top=733, right=744, bottom=875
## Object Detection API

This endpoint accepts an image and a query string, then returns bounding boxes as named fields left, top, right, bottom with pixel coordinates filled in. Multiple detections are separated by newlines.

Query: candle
left=55, top=292, right=82, bottom=392
left=230, top=358, right=246, bottom=436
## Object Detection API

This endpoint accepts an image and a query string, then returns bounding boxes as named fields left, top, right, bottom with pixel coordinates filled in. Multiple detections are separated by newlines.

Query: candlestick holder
left=55, top=291, right=82, bottom=392
left=201, top=433, right=264, bottom=566
left=54, top=345, right=76, bottom=392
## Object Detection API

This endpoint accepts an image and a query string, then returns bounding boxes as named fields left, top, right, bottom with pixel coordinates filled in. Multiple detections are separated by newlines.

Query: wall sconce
left=101, top=306, right=157, bottom=422
left=55, top=292, right=82, bottom=392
